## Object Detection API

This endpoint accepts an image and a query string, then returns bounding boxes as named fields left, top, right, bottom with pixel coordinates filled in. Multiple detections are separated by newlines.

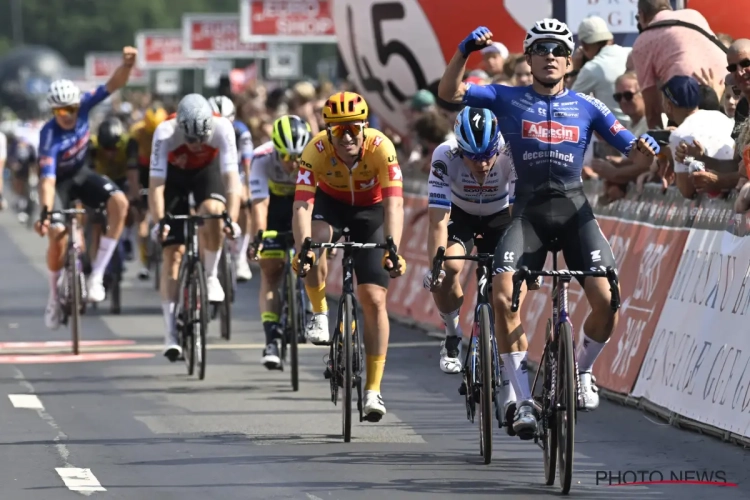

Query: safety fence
left=324, top=179, right=750, bottom=445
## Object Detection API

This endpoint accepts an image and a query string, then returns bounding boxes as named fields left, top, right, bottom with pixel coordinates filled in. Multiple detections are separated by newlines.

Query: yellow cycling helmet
left=322, top=91, right=369, bottom=124
left=144, top=105, right=168, bottom=133
left=272, top=115, right=312, bottom=156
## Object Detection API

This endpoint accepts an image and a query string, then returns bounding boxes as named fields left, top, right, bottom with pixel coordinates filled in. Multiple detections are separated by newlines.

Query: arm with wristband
left=437, top=26, right=494, bottom=104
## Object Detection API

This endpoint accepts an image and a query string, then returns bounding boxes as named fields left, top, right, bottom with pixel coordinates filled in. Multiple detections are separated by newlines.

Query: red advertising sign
left=239, top=0, right=336, bottom=43
left=135, top=30, right=207, bottom=70
left=182, top=14, right=269, bottom=58
left=84, top=52, right=148, bottom=85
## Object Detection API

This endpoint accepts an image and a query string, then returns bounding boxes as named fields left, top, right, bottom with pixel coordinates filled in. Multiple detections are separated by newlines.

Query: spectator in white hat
left=572, top=16, right=632, bottom=128
left=480, top=41, right=508, bottom=78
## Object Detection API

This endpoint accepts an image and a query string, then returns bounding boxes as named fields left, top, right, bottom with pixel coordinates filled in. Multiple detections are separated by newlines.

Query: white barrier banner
left=632, top=228, right=750, bottom=437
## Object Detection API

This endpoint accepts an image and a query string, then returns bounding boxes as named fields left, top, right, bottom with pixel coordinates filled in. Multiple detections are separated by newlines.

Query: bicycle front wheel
left=69, top=251, right=81, bottom=356
left=288, top=271, right=300, bottom=392
left=218, top=250, right=231, bottom=341
left=478, top=304, right=493, bottom=464
left=342, top=294, right=354, bottom=443
left=195, top=261, right=209, bottom=380
left=557, top=322, right=576, bottom=494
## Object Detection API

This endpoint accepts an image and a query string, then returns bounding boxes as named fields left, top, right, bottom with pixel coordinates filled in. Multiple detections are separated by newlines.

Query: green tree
left=0, top=0, right=239, bottom=64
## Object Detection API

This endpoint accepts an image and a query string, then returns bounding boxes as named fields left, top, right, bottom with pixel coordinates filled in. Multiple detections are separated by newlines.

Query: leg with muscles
left=259, top=254, right=285, bottom=369
left=160, top=244, right=183, bottom=360
left=234, top=202, right=253, bottom=281
left=88, top=187, right=129, bottom=303
left=198, top=198, right=227, bottom=303
left=44, top=225, right=67, bottom=330
left=303, top=219, right=333, bottom=344
left=358, top=284, right=389, bottom=421
left=432, top=241, right=466, bottom=374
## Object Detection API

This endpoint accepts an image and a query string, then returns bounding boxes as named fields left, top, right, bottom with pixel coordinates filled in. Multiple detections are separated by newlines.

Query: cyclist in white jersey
left=149, top=94, right=241, bottom=360
left=423, top=107, right=515, bottom=381
left=0, top=130, right=7, bottom=209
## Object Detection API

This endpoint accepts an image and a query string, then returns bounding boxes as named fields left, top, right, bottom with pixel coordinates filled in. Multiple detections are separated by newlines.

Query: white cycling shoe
left=235, top=259, right=252, bottom=282
left=86, top=274, right=106, bottom=303
left=363, top=390, right=386, bottom=422
left=44, top=300, right=62, bottom=330
left=579, top=371, right=600, bottom=411
left=206, top=275, right=225, bottom=303
left=439, top=336, right=463, bottom=374
left=163, top=332, right=182, bottom=362
left=305, top=314, right=330, bottom=345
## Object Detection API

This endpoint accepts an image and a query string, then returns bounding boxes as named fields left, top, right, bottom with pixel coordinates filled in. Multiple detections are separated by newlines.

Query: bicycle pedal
left=323, top=367, right=332, bottom=379
left=310, top=339, right=332, bottom=346
left=458, top=382, right=467, bottom=396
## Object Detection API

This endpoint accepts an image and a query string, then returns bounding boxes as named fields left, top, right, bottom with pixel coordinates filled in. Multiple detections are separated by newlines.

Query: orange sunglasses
left=52, top=106, right=80, bottom=117
left=328, top=122, right=366, bottom=138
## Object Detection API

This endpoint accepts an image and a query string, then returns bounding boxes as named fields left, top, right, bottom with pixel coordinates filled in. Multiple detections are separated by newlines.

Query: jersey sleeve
left=239, top=130, right=253, bottom=162
left=149, top=122, right=171, bottom=179
left=0, top=132, right=7, bottom=161
left=295, top=141, right=319, bottom=203
left=499, top=145, right=516, bottom=204
left=79, top=85, right=111, bottom=115
left=214, top=118, right=239, bottom=174
left=248, top=156, right=269, bottom=200
left=669, top=129, right=690, bottom=174
left=427, top=145, right=452, bottom=210
left=38, top=123, right=60, bottom=178
left=580, top=94, right=636, bottom=156
left=376, top=135, right=403, bottom=198
left=462, top=83, right=499, bottom=108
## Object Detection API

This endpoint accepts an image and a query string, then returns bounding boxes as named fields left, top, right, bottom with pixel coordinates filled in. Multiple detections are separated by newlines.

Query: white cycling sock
left=238, top=233, right=252, bottom=260
left=501, top=351, right=532, bottom=401
left=48, top=270, right=61, bottom=301
left=161, top=301, right=176, bottom=339
left=499, top=361, right=517, bottom=407
left=439, top=308, right=463, bottom=338
left=577, top=334, right=606, bottom=373
left=203, top=249, right=222, bottom=279
left=91, top=236, right=118, bottom=278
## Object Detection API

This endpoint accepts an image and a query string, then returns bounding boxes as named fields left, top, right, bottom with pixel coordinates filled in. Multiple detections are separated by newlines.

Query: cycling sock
left=501, top=351, right=532, bottom=401
left=439, top=308, right=463, bottom=338
left=203, top=249, right=222, bottom=279
left=499, top=361, right=517, bottom=407
left=91, top=236, right=118, bottom=278
left=48, top=270, right=61, bottom=301
left=577, top=334, right=606, bottom=373
left=138, top=240, right=148, bottom=266
left=161, top=301, right=175, bottom=339
left=238, top=233, right=252, bottom=259
left=261, top=313, right=281, bottom=344
left=305, top=282, right=328, bottom=314
left=365, top=354, right=386, bottom=392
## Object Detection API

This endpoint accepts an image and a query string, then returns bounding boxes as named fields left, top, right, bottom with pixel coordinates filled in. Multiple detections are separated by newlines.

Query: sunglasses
left=528, top=42, right=569, bottom=58
left=52, top=106, right=79, bottom=117
left=462, top=146, right=499, bottom=162
left=280, top=153, right=300, bottom=162
left=613, top=91, right=639, bottom=102
left=185, top=135, right=208, bottom=144
left=727, top=59, right=750, bottom=73
left=328, top=122, right=366, bottom=138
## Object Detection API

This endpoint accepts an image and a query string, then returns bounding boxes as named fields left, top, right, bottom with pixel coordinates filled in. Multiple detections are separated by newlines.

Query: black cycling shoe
left=261, top=341, right=282, bottom=370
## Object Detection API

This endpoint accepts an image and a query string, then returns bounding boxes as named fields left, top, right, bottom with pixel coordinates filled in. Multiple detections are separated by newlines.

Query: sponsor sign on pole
left=204, top=59, right=233, bottom=88
left=182, top=13, right=269, bottom=58
left=85, top=52, right=148, bottom=85
left=266, top=43, right=302, bottom=79
left=239, top=0, right=336, bottom=43
left=154, top=70, right=181, bottom=95
left=136, top=30, right=207, bottom=70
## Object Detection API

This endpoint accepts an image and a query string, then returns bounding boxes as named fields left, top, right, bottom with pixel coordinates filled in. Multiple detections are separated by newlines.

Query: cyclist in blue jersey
left=438, top=19, right=660, bottom=439
left=34, top=46, right=138, bottom=330
left=209, top=95, right=255, bottom=281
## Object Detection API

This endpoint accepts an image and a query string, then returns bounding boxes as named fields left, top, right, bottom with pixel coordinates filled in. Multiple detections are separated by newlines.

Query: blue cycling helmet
left=454, top=107, right=500, bottom=157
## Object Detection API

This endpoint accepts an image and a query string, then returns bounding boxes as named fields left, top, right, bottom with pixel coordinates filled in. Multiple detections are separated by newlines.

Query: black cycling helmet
left=98, top=116, right=124, bottom=150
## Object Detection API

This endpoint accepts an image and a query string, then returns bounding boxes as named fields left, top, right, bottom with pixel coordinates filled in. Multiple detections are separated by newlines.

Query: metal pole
left=675, top=0, right=686, bottom=8
left=11, top=0, right=24, bottom=45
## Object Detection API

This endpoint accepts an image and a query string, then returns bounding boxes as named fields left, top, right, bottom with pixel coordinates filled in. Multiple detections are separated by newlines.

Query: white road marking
left=8, top=394, right=44, bottom=409
left=306, top=494, right=325, bottom=500
left=56, top=468, right=106, bottom=493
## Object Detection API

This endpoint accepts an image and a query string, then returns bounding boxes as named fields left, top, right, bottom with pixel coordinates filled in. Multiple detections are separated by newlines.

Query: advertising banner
left=84, top=52, right=148, bottom=85
left=182, top=13, right=268, bottom=58
left=135, top=30, right=207, bottom=70
left=239, top=0, right=336, bottom=43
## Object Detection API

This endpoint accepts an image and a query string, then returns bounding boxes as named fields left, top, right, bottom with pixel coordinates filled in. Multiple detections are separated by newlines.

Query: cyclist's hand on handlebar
left=423, top=269, right=446, bottom=291
left=224, top=221, right=242, bottom=239
left=292, top=250, right=316, bottom=275
left=151, top=221, right=170, bottom=243
left=248, top=238, right=263, bottom=261
left=382, top=253, right=407, bottom=278
left=34, top=218, right=49, bottom=237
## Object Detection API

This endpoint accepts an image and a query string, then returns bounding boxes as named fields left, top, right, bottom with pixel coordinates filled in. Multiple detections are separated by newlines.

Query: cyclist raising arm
left=291, top=92, right=406, bottom=421
left=438, top=20, right=660, bottom=439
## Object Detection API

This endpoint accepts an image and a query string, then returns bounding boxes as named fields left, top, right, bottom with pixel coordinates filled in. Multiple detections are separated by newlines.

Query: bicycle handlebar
left=162, top=211, right=233, bottom=231
left=510, top=266, right=620, bottom=313
left=39, top=206, right=87, bottom=221
left=297, top=235, right=399, bottom=278
left=250, top=229, right=295, bottom=259
left=429, top=247, right=495, bottom=289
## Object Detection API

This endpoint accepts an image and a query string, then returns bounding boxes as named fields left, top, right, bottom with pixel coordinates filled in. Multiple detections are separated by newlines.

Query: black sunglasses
left=727, top=59, right=750, bottom=73
left=613, top=91, right=639, bottom=102
left=185, top=135, right=207, bottom=144
left=528, top=42, right=569, bottom=58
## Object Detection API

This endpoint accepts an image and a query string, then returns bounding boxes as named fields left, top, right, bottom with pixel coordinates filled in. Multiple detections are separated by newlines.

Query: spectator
left=411, top=111, right=453, bottom=175
left=728, top=40, right=750, bottom=140
left=722, top=79, right=741, bottom=119
left=289, top=81, right=320, bottom=134
left=573, top=16, right=632, bottom=127
left=405, top=89, right=438, bottom=165
left=493, top=73, right=514, bottom=86
left=615, top=72, right=648, bottom=136
left=464, top=69, right=491, bottom=86
left=632, top=0, right=728, bottom=128
left=512, top=57, right=532, bottom=86
left=480, top=42, right=509, bottom=78
left=662, top=76, right=735, bottom=199
left=718, top=33, right=735, bottom=48
left=698, top=85, right=722, bottom=111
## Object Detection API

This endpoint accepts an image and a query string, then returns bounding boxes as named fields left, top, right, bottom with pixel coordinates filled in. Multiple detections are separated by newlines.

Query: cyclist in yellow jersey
left=292, top=91, right=407, bottom=421
left=127, top=104, right=167, bottom=279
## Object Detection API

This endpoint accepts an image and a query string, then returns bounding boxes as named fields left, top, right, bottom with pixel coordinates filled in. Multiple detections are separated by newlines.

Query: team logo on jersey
left=373, top=136, right=384, bottom=147
left=359, top=178, right=377, bottom=189
left=390, top=165, right=403, bottom=181
left=296, top=169, right=312, bottom=185
left=314, top=140, right=325, bottom=153
left=609, top=120, right=626, bottom=135
left=431, top=160, right=447, bottom=180
left=521, top=120, right=580, bottom=144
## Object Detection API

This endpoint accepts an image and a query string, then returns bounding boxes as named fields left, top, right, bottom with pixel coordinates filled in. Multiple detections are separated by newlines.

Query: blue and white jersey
left=233, top=120, right=253, bottom=163
left=38, top=85, right=110, bottom=178
left=427, top=137, right=515, bottom=217
left=463, top=84, right=636, bottom=192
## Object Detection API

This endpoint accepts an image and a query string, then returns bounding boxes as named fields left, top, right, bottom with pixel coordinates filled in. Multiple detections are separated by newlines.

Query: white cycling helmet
left=208, top=95, right=235, bottom=121
left=176, top=94, right=214, bottom=139
left=523, top=18, right=575, bottom=54
left=47, top=79, right=81, bottom=108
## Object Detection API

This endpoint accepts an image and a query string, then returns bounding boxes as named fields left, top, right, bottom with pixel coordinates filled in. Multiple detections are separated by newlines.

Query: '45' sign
left=333, top=0, right=445, bottom=135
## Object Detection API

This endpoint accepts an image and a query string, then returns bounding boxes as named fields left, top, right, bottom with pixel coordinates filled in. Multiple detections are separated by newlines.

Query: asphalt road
left=0, top=208, right=749, bottom=499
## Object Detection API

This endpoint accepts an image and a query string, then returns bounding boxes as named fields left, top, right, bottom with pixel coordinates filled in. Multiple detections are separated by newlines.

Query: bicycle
left=431, top=248, right=502, bottom=464
left=164, top=211, right=233, bottom=380
left=88, top=204, right=125, bottom=315
left=212, top=238, right=236, bottom=341
left=510, top=252, right=620, bottom=495
left=298, top=229, right=400, bottom=443
left=137, top=189, right=161, bottom=290
left=40, top=205, right=88, bottom=355
left=251, top=229, right=310, bottom=391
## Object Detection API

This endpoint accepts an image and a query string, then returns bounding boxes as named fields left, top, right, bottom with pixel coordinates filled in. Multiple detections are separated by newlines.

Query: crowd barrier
left=323, top=178, right=750, bottom=444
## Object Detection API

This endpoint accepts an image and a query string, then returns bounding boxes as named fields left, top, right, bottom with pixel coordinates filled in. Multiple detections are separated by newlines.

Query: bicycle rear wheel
left=195, top=261, right=209, bottom=380
left=342, top=294, right=354, bottom=442
left=557, top=322, right=575, bottom=494
left=218, top=250, right=231, bottom=341
left=69, top=249, right=81, bottom=356
left=182, top=269, right=195, bottom=376
left=478, top=304, right=493, bottom=464
left=288, top=270, right=300, bottom=392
